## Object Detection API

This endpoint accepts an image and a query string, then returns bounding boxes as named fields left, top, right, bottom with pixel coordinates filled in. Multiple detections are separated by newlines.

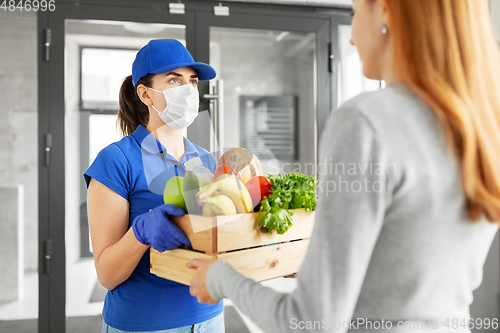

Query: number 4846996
left=1, top=0, right=56, bottom=11
left=443, top=318, right=498, bottom=330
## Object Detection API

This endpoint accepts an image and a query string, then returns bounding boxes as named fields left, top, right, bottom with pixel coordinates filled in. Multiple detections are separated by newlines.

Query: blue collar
left=132, top=125, right=199, bottom=159
left=182, top=136, right=199, bottom=159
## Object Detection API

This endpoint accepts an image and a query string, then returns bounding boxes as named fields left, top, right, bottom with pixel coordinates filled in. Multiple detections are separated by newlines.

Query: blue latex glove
left=132, top=204, right=191, bottom=252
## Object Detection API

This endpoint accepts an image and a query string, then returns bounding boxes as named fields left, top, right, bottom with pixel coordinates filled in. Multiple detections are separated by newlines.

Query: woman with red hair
left=189, top=1, right=500, bottom=332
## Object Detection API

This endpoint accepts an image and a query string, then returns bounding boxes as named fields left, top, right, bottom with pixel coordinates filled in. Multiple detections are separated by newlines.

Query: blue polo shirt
left=84, top=125, right=222, bottom=331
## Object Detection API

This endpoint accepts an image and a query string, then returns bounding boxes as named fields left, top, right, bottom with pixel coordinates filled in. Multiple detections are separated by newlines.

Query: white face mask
left=149, top=84, right=200, bottom=130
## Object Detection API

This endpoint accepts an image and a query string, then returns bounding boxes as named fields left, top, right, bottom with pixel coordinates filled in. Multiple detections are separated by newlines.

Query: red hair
left=386, top=0, right=500, bottom=223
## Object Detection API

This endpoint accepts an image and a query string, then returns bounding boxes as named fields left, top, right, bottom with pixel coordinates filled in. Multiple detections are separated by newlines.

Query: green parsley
left=258, top=172, right=316, bottom=234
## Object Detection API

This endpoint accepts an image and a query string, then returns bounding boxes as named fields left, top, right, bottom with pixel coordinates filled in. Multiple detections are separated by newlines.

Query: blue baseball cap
left=132, top=39, right=216, bottom=86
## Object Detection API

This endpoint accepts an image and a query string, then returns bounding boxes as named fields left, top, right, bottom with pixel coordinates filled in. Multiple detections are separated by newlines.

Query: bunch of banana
left=196, top=174, right=255, bottom=216
left=202, top=202, right=216, bottom=216
left=204, top=194, right=237, bottom=216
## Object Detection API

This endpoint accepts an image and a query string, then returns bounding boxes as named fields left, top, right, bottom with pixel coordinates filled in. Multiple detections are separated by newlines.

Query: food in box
left=152, top=147, right=317, bottom=285
left=150, top=209, right=315, bottom=286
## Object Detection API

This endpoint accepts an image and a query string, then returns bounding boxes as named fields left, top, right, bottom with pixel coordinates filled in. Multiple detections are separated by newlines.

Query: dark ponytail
left=117, top=74, right=154, bottom=137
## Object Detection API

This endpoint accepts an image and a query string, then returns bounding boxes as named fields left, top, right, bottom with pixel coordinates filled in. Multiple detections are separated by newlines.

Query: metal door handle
left=203, top=80, right=224, bottom=159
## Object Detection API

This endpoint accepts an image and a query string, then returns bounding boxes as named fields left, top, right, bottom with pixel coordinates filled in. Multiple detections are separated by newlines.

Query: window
left=80, top=47, right=138, bottom=112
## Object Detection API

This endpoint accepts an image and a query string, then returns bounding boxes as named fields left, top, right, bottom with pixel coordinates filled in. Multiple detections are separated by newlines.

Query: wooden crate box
left=150, top=208, right=315, bottom=286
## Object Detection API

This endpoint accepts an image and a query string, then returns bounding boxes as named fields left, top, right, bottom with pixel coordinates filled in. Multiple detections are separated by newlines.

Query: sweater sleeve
left=206, top=105, right=390, bottom=333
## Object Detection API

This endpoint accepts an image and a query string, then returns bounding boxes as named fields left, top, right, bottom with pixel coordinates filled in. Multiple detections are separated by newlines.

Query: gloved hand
left=132, top=204, right=191, bottom=252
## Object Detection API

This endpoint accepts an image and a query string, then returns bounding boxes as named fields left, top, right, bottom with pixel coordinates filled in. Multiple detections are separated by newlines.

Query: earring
left=381, top=23, right=388, bottom=35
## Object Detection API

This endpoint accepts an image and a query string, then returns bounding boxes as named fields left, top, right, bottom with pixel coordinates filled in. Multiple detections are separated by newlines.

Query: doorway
left=36, top=1, right=347, bottom=332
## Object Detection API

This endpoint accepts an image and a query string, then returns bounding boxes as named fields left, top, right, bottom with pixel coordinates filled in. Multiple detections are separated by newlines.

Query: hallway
left=0, top=258, right=296, bottom=333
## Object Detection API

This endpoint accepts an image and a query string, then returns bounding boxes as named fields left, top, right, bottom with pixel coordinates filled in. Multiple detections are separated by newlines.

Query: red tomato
left=214, top=164, right=241, bottom=181
left=245, top=176, right=273, bottom=207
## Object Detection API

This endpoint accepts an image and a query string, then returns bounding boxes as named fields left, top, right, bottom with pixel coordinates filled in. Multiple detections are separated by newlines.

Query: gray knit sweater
left=206, top=84, right=499, bottom=332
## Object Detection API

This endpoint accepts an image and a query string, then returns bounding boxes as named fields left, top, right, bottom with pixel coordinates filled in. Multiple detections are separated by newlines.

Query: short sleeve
left=84, top=143, right=130, bottom=200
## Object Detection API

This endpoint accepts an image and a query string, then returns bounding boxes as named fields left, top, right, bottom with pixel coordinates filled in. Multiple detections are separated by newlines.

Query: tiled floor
left=0, top=258, right=298, bottom=333
left=0, top=269, right=39, bottom=321
left=0, top=258, right=103, bottom=321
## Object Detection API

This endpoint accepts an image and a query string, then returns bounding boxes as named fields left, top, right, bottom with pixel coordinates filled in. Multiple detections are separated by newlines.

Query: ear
left=136, top=84, right=153, bottom=106
left=379, top=0, right=390, bottom=29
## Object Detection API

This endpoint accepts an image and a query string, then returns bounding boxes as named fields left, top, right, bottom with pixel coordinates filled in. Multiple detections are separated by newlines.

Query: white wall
left=0, top=14, right=38, bottom=272
left=491, top=0, right=500, bottom=42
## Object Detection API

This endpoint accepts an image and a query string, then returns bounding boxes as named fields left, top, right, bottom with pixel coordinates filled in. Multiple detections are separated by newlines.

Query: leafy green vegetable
left=259, top=172, right=316, bottom=234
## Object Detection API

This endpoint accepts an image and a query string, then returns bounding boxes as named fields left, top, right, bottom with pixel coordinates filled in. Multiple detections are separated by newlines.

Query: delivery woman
left=84, top=39, right=224, bottom=332
left=188, top=0, right=500, bottom=332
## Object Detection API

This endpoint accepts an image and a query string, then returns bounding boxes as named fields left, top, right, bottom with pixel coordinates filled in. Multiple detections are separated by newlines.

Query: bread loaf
left=218, top=148, right=263, bottom=179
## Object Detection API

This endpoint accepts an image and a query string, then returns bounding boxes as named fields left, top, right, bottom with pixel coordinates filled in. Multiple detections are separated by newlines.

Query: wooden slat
left=150, top=248, right=214, bottom=285
left=150, top=240, right=310, bottom=286
left=216, top=209, right=315, bottom=252
left=219, top=240, right=310, bottom=282
left=170, top=215, right=216, bottom=253
left=172, top=209, right=315, bottom=254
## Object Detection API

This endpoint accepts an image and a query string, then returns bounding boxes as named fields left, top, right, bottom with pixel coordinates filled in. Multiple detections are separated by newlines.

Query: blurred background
left=0, top=0, right=499, bottom=332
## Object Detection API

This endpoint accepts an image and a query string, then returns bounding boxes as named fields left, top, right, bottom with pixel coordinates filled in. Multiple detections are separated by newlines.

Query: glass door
left=192, top=7, right=331, bottom=180
left=64, top=19, right=188, bottom=323
left=208, top=27, right=317, bottom=176
left=191, top=8, right=331, bottom=332
left=39, top=3, right=194, bottom=331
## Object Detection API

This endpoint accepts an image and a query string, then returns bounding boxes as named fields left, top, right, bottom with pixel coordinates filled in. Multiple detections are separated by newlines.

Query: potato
left=218, top=148, right=263, bottom=179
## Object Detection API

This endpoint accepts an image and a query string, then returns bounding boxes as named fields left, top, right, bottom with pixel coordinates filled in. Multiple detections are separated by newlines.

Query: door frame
left=37, top=1, right=350, bottom=332
left=37, top=4, right=195, bottom=332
